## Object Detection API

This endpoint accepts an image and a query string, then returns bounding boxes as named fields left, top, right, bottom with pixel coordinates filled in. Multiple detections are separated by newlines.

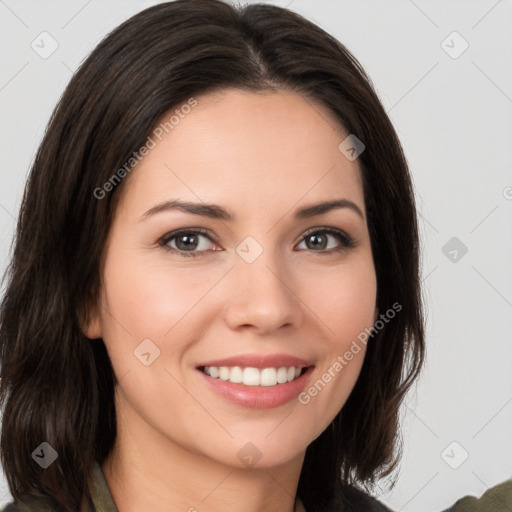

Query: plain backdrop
left=0, top=1, right=511, bottom=510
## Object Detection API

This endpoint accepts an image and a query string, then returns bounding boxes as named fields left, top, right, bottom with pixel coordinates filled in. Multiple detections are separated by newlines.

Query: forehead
left=118, top=88, right=365, bottom=220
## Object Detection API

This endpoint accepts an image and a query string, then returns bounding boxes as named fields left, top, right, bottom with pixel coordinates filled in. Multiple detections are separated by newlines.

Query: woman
left=1, top=1, right=510, bottom=511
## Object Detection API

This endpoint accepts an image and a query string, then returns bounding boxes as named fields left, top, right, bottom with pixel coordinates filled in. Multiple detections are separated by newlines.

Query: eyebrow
left=140, top=198, right=364, bottom=222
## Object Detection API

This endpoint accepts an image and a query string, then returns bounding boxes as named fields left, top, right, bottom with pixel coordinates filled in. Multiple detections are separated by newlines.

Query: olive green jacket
left=2, top=462, right=511, bottom=511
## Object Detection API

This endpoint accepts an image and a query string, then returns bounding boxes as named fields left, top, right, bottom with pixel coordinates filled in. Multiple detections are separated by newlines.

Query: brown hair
left=0, top=1, right=425, bottom=510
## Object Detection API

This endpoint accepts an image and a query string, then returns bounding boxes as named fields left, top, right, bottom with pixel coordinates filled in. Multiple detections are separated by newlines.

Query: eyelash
left=158, top=227, right=357, bottom=258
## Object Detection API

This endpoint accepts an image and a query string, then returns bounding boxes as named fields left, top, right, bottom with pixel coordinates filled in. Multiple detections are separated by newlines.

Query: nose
left=223, top=249, right=303, bottom=334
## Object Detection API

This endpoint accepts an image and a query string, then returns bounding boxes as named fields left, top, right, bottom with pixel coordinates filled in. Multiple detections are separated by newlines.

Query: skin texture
left=84, top=88, right=378, bottom=512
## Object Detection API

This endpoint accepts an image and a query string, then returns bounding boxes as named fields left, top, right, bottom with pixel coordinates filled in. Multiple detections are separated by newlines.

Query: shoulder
left=1, top=493, right=56, bottom=512
left=1, top=460, right=116, bottom=512
left=340, top=484, right=393, bottom=512
left=442, top=478, right=512, bottom=512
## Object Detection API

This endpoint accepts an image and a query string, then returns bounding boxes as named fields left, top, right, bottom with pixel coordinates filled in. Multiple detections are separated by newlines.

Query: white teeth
left=219, top=366, right=230, bottom=380
left=276, top=367, right=288, bottom=384
left=202, top=365, right=304, bottom=386
left=260, top=368, right=276, bottom=387
left=243, top=367, right=260, bottom=386
left=230, top=366, right=243, bottom=383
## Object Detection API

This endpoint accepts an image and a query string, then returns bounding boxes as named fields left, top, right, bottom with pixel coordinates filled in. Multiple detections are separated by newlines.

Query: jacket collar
left=91, top=461, right=119, bottom=511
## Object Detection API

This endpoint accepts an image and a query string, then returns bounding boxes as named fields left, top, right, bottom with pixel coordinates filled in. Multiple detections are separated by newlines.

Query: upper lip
left=196, top=353, right=314, bottom=370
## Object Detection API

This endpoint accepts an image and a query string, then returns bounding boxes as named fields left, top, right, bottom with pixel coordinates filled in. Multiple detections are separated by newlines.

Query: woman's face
left=86, top=88, right=377, bottom=469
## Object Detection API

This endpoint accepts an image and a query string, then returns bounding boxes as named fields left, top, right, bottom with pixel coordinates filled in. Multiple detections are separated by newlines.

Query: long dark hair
left=0, top=1, right=425, bottom=510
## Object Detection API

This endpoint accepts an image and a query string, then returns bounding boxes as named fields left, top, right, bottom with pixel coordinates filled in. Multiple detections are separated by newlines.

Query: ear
left=80, top=297, right=103, bottom=340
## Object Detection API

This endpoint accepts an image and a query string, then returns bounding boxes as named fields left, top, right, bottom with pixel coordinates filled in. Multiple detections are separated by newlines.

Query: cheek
left=98, top=252, right=218, bottom=426
left=99, top=246, right=225, bottom=364
left=294, top=258, right=376, bottom=425
left=301, top=256, right=377, bottom=348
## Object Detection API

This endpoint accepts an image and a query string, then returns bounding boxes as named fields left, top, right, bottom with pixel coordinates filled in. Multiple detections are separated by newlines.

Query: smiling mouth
left=198, top=365, right=308, bottom=387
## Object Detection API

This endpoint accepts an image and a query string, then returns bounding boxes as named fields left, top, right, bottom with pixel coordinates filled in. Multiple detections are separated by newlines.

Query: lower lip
left=197, top=367, right=314, bottom=409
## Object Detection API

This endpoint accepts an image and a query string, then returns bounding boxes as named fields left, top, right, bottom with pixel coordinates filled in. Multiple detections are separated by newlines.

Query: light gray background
left=1, top=1, right=511, bottom=510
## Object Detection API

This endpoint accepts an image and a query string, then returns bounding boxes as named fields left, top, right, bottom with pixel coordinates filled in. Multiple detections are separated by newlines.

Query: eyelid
left=157, top=227, right=219, bottom=254
left=157, top=225, right=357, bottom=257
left=298, top=226, right=356, bottom=246
left=295, top=227, right=357, bottom=255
